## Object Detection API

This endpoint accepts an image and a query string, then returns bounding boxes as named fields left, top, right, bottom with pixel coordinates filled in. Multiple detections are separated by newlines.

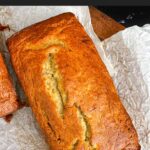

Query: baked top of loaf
left=0, top=53, right=18, bottom=117
left=7, top=13, right=140, bottom=150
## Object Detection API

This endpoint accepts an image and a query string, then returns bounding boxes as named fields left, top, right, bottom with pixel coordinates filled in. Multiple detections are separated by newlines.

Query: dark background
left=96, top=7, right=150, bottom=27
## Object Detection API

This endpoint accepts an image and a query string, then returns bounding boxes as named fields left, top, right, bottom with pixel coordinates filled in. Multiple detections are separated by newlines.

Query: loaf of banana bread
left=7, top=13, right=140, bottom=150
left=0, top=53, right=18, bottom=117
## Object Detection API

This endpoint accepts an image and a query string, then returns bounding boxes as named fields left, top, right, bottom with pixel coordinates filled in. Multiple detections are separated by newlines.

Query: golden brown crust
left=7, top=13, right=140, bottom=150
left=0, top=54, right=19, bottom=117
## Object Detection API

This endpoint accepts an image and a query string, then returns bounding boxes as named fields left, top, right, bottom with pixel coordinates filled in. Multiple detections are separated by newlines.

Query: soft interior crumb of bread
left=75, top=105, right=97, bottom=150
left=42, top=53, right=66, bottom=117
left=76, top=105, right=89, bottom=141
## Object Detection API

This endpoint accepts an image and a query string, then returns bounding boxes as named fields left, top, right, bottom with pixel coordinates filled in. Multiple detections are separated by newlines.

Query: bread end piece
left=0, top=53, right=19, bottom=117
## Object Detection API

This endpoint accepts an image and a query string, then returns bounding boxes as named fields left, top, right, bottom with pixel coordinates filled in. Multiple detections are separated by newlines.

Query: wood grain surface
left=89, top=6, right=125, bottom=40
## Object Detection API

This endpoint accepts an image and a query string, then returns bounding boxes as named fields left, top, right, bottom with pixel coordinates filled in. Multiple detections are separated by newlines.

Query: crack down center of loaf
left=42, top=53, right=67, bottom=117
left=41, top=48, right=96, bottom=149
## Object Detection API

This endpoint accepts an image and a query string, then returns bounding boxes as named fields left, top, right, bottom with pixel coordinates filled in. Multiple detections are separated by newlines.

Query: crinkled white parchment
left=0, top=6, right=149, bottom=150
left=102, top=25, right=150, bottom=150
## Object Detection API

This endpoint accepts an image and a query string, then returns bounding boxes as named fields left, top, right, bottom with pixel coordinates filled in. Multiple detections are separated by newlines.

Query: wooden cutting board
left=89, top=6, right=125, bottom=40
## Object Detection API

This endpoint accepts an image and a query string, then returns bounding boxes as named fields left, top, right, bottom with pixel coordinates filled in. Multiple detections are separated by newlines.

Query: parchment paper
left=102, top=25, right=150, bottom=150
left=0, top=6, right=149, bottom=150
